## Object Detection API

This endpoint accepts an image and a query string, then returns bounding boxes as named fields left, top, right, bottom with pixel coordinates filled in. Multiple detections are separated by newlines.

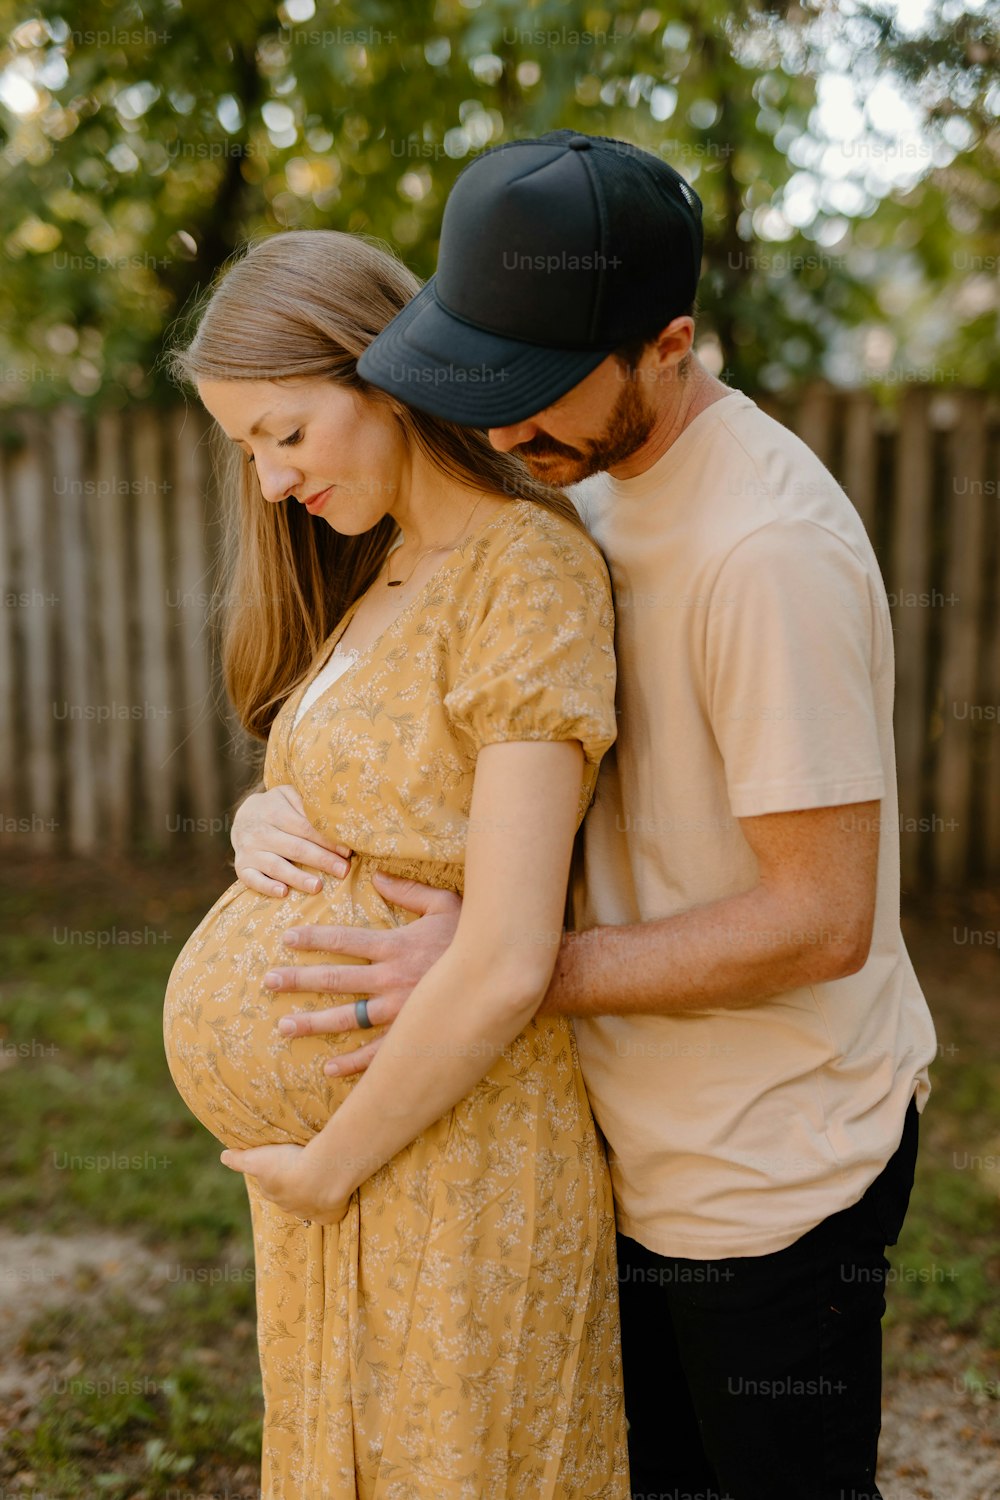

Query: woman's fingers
left=263, top=816, right=352, bottom=873
left=266, top=828, right=352, bottom=878
left=278, top=784, right=309, bottom=818
left=239, top=866, right=291, bottom=898
left=232, top=786, right=352, bottom=895
left=236, top=853, right=319, bottom=895
left=270, top=789, right=350, bottom=854
left=236, top=839, right=350, bottom=894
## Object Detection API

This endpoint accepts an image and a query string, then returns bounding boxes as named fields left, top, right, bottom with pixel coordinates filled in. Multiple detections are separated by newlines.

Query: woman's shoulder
left=473, top=497, right=612, bottom=597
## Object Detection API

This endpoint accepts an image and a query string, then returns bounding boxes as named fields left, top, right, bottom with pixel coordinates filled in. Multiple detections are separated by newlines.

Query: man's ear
left=651, top=315, right=695, bottom=372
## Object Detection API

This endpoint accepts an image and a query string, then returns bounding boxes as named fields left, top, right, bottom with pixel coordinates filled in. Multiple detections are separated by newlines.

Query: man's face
left=488, top=354, right=656, bottom=488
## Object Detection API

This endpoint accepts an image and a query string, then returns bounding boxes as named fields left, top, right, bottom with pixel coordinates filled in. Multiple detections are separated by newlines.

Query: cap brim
left=356, top=276, right=614, bottom=427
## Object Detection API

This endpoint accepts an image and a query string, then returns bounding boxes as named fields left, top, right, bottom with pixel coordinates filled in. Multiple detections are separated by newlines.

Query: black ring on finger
left=355, top=997, right=373, bottom=1029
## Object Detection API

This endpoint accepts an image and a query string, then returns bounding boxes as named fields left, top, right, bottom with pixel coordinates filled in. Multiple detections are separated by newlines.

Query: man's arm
left=543, top=799, right=880, bottom=1018
left=266, top=797, right=879, bottom=1071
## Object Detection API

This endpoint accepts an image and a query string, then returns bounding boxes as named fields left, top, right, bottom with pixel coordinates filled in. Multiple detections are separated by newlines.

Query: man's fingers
left=277, top=1002, right=362, bottom=1036
left=264, top=960, right=385, bottom=995
left=370, top=870, right=461, bottom=916
left=324, top=1039, right=383, bottom=1077
left=277, top=993, right=399, bottom=1035
left=279, top=924, right=388, bottom=960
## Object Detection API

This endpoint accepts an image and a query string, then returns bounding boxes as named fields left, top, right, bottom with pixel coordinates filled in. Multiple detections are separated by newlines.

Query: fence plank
left=981, top=409, right=1000, bottom=875
left=889, top=390, right=934, bottom=890
left=170, top=407, right=222, bottom=838
left=791, top=383, right=835, bottom=470
left=933, top=394, right=987, bottom=885
left=92, top=410, right=132, bottom=848
left=132, top=410, right=173, bottom=847
left=842, top=391, right=878, bottom=541
left=10, top=416, right=57, bottom=850
left=0, top=447, right=17, bottom=823
left=52, top=406, right=99, bottom=854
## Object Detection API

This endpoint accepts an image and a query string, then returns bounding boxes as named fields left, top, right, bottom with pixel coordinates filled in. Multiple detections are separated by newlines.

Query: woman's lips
left=303, top=485, right=333, bottom=512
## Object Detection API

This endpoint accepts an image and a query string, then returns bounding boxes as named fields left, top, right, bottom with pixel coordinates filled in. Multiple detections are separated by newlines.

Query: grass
left=8, top=1283, right=261, bottom=1499
left=0, top=858, right=997, bottom=1496
left=0, top=865, right=251, bottom=1249
left=881, top=894, right=1000, bottom=1388
left=0, top=851, right=261, bottom=1498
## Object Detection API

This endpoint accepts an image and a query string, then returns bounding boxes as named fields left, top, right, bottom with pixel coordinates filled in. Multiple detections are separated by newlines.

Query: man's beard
left=513, top=370, right=656, bottom=486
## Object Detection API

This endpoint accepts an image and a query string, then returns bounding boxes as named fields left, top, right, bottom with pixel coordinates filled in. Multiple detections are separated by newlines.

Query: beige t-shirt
left=570, top=389, right=937, bottom=1259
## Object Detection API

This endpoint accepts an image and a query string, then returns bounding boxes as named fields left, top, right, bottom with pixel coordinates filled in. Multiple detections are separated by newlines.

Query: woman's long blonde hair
left=168, top=230, right=587, bottom=741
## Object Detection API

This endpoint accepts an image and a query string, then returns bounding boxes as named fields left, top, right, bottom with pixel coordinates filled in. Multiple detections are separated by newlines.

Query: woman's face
left=197, top=376, right=408, bottom=533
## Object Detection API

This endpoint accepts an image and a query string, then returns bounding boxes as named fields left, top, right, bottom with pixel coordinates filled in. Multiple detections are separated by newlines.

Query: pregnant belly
left=163, top=877, right=385, bottom=1151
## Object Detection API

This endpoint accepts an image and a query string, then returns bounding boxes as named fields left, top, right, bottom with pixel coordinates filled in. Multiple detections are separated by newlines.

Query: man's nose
left=488, top=420, right=538, bottom=453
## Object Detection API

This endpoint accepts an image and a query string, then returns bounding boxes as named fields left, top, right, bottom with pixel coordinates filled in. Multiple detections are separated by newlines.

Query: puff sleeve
left=443, top=520, right=618, bottom=781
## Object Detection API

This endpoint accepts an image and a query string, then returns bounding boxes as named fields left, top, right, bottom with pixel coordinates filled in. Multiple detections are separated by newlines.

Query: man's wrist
left=538, top=926, right=595, bottom=1017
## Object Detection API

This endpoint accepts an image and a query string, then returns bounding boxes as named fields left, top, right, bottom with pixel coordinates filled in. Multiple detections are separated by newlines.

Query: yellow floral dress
left=162, top=498, right=629, bottom=1499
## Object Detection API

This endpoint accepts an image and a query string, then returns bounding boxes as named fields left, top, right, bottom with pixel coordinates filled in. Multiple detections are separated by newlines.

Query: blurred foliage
left=0, top=0, right=997, bottom=407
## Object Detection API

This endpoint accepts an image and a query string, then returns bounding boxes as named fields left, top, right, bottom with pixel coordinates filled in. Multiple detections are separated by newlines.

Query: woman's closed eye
left=242, top=429, right=302, bottom=464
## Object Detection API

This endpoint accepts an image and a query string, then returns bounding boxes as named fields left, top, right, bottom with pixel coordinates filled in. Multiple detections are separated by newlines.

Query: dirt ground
left=2, top=1219, right=996, bottom=1497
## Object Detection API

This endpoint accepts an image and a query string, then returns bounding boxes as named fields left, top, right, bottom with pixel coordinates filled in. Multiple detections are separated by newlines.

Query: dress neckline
left=285, top=498, right=527, bottom=737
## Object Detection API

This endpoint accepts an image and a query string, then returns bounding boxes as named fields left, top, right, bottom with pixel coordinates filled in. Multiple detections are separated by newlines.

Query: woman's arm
left=220, top=739, right=586, bottom=1219
left=297, top=737, right=585, bottom=1203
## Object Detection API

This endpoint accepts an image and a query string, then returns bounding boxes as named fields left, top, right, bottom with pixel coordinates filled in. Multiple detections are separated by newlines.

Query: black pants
left=618, top=1096, right=920, bottom=1500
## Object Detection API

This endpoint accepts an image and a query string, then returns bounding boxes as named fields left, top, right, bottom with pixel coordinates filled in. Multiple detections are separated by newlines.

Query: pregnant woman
left=161, top=230, right=629, bottom=1499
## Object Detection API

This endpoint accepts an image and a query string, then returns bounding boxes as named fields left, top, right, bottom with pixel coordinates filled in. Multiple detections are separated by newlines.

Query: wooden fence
left=0, top=405, right=250, bottom=858
left=1, top=388, right=998, bottom=889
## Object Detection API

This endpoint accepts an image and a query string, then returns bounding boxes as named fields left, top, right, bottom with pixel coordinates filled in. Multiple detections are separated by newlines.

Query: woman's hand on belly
left=220, top=1141, right=351, bottom=1226
left=232, top=783, right=353, bottom=896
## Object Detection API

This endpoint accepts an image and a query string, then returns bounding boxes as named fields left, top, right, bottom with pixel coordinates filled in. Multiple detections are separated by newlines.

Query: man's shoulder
left=569, top=391, right=873, bottom=576
left=694, top=397, right=878, bottom=577
left=714, top=397, right=853, bottom=514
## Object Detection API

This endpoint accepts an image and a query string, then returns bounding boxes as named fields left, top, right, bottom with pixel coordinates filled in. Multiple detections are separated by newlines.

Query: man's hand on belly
left=265, top=872, right=462, bottom=1075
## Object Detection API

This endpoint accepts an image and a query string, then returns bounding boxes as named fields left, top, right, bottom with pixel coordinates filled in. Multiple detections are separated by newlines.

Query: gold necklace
left=384, top=493, right=487, bottom=587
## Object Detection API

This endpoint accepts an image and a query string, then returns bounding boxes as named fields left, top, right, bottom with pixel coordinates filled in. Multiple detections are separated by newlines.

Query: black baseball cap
left=357, top=129, right=703, bottom=427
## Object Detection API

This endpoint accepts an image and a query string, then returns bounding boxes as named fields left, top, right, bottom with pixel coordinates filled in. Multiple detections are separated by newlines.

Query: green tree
left=0, top=0, right=995, bottom=405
